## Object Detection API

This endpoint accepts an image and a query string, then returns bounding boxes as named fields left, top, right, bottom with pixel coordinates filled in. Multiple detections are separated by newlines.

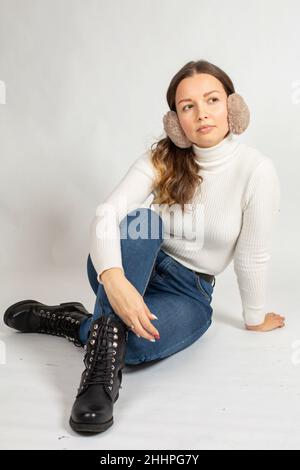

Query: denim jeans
left=79, top=207, right=215, bottom=365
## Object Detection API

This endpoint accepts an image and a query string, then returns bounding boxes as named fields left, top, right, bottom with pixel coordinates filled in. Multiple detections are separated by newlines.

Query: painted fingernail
left=150, top=339, right=156, bottom=342
left=152, top=314, right=158, bottom=320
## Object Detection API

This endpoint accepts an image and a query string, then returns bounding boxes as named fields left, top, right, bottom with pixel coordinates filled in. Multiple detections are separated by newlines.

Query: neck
left=192, top=132, right=240, bottom=173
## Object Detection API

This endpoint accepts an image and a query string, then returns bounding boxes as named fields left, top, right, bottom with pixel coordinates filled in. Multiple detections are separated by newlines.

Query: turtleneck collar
left=192, top=132, right=240, bottom=173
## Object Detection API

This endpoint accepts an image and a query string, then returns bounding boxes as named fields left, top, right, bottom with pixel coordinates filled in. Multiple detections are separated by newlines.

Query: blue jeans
left=79, top=208, right=215, bottom=365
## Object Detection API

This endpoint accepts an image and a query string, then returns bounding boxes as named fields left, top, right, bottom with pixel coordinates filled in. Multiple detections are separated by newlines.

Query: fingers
left=269, top=312, right=286, bottom=325
left=131, top=316, right=159, bottom=341
left=145, top=306, right=159, bottom=323
left=275, top=315, right=285, bottom=328
left=140, top=313, right=160, bottom=339
left=269, top=312, right=285, bottom=320
left=128, top=306, right=160, bottom=341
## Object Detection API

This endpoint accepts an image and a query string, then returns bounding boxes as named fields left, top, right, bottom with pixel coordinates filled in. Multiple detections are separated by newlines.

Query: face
left=175, top=73, right=229, bottom=148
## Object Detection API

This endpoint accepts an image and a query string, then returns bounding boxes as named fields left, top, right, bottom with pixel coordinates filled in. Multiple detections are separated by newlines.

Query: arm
left=89, top=150, right=156, bottom=284
left=233, top=157, right=281, bottom=327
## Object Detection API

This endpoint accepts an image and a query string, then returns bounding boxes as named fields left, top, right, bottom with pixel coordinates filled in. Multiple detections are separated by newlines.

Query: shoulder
left=236, top=141, right=279, bottom=182
left=235, top=141, right=280, bottom=210
left=129, top=149, right=156, bottom=179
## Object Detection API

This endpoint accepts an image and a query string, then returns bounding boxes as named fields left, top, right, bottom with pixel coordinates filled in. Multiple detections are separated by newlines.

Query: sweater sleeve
left=233, top=157, right=281, bottom=326
left=89, top=151, right=155, bottom=284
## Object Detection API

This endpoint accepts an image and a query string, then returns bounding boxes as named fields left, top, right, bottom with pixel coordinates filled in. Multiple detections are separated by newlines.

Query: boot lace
left=78, top=320, right=126, bottom=394
left=38, top=309, right=82, bottom=347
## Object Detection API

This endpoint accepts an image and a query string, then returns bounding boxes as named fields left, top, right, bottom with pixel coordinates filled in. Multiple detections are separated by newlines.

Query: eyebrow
left=177, top=90, right=220, bottom=105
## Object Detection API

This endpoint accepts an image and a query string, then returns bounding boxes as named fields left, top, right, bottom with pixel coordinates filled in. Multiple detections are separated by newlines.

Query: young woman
left=4, top=59, right=285, bottom=435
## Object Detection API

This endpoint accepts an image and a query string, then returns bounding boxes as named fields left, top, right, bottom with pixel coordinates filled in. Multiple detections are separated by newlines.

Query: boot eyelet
left=76, top=320, right=80, bottom=325
left=113, top=342, right=118, bottom=347
left=113, top=334, right=118, bottom=339
left=110, top=380, right=113, bottom=384
left=112, top=350, right=116, bottom=355
left=113, top=327, right=118, bottom=333
left=112, top=358, right=115, bottom=362
left=109, top=386, right=112, bottom=390
left=92, top=332, right=97, bottom=337
left=89, top=357, right=93, bottom=362
left=111, top=365, right=115, bottom=370
left=93, top=324, right=98, bottom=330
left=111, top=372, right=114, bottom=377
left=90, top=339, right=95, bottom=345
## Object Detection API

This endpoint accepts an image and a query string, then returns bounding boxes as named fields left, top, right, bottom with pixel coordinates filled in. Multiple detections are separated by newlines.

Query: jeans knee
left=119, top=207, right=164, bottom=242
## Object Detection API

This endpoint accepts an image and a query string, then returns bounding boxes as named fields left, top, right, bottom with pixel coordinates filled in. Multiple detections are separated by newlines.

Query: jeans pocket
left=152, top=250, right=173, bottom=279
left=195, top=274, right=214, bottom=301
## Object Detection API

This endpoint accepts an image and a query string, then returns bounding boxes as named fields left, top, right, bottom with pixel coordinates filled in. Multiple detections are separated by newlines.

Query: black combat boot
left=3, top=299, right=92, bottom=347
left=69, top=313, right=129, bottom=433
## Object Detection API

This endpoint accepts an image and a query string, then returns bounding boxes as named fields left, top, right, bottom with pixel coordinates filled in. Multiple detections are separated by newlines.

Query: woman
left=4, top=59, right=285, bottom=435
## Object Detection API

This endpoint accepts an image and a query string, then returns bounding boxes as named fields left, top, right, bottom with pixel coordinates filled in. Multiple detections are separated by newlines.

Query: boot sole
left=4, top=299, right=86, bottom=328
left=69, top=416, right=114, bottom=434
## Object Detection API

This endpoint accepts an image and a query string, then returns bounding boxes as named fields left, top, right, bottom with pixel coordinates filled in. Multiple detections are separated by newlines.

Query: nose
left=196, top=103, right=209, bottom=121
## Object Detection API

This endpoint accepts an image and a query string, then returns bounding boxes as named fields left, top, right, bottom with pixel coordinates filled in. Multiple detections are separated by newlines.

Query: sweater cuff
left=97, top=266, right=125, bottom=285
left=243, top=308, right=266, bottom=326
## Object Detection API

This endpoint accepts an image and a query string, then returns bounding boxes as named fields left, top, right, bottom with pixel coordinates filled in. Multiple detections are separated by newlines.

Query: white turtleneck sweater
left=89, top=133, right=281, bottom=326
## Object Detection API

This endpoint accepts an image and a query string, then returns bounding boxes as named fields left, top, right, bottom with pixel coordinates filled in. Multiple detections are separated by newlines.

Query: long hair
left=149, top=59, right=235, bottom=212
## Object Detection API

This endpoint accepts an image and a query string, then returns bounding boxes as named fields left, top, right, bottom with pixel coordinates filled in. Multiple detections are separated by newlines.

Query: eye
left=182, top=97, right=219, bottom=111
left=182, top=104, right=193, bottom=111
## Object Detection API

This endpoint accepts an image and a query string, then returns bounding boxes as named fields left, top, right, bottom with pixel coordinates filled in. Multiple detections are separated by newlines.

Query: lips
left=197, top=125, right=215, bottom=131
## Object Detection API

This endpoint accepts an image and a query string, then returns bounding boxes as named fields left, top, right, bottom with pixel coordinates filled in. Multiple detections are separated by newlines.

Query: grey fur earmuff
left=162, top=93, right=250, bottom=149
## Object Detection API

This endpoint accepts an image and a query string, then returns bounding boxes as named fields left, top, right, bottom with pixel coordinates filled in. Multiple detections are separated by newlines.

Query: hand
left=245, top=312, right=285, bottom=332
left=101, top=271, right=160, bottom=342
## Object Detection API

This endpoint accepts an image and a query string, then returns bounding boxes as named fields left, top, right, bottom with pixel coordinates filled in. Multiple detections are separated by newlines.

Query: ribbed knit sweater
left=89, top=132, right=281, bottom=325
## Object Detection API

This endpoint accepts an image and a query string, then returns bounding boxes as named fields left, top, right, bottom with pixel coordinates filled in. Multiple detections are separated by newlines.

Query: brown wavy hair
left=149, top=59, right=235, bottom=212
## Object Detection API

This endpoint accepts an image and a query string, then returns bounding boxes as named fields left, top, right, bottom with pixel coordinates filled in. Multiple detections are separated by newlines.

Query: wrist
left=245, top=322, right=264, bottom=331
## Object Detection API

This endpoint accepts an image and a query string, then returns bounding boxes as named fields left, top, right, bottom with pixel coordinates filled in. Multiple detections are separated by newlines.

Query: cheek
left=213, top=102, right=228, bottom=123
left=178, top=114, right=193, bottom=132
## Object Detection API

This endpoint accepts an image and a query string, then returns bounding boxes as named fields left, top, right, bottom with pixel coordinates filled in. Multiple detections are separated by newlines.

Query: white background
left=0, top=0, right=299, bottom=450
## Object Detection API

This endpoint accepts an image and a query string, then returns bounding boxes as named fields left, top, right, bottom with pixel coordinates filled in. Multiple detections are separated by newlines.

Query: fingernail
left=152, top=314, right=158, bottom=319
left=150, top=339, right=156, bottom=342
left=136, top=334, right=140, bottom=338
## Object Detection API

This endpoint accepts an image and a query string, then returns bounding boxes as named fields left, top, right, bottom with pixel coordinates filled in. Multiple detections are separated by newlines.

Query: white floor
left=0, top=264, right=299, bottom=450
